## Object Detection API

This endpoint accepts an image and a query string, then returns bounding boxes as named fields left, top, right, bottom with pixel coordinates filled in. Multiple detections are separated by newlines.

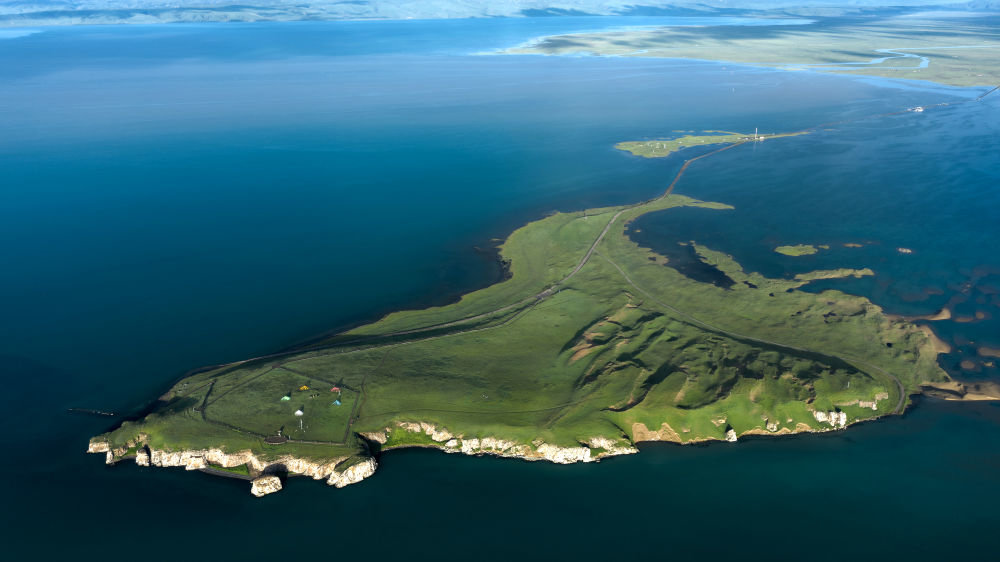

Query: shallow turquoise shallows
left=1, top=19, right=998, bottom=560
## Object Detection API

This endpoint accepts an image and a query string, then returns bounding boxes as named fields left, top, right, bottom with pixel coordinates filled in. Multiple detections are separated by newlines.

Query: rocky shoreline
left=87, top=438, right=377, bottom=497
left=366, top=421, right=639, bottom=464
left=87, top=406, right=930, bottom=497
left=364, top=415, right=869, bottom=460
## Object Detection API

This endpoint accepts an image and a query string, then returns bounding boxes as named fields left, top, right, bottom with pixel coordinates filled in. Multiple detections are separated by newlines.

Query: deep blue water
left=1, top=19, right=998, bottom=559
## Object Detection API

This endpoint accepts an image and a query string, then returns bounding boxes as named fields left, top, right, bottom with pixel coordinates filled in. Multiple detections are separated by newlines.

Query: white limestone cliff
left=89, top=440, right=377, bottom=496
left=389, top=421, right=637, bottom=464
left=535, top=443, right=592, bottom=463
left=327, top=458, right=378, bottom=488
left=587, top=436, right=639, bottom=456
left=250, top=476, right=282, bottom=497
left=813, top=410, right=848, bottom=428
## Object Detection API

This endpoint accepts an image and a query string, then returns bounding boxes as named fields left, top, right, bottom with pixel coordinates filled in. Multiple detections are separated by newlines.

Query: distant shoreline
left=499, top=13, right=1000, bottom=88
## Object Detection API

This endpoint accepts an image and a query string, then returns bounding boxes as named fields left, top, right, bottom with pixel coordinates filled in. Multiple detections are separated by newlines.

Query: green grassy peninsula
left=90, top=134, right=952, bottom=494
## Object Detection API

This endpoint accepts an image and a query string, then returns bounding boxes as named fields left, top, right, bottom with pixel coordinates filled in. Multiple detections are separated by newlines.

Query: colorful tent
left=298, top=385, right=309, bottom=391
left=332, top=400, right=341, bottom=406
left=280, top=395, right=291, bottom=401
left=330, top=386, right=341, bottom=392
left=294, top=409, right=304, bottom=417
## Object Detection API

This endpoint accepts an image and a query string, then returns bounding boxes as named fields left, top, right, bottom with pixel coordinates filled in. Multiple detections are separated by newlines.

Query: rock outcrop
left=250, top=476, right=282, bottom=497
left=813, top=410, right=847, bottom=428
left=535, top=443, right=592, bottom=464
left=150, top=449, right=208, bottom=471
left=359, top=431, right=387, bottom=444
left=587, top=436, right=638, bottom=456
left=87, top=441, right=116, bottom=464
left=327, top=458, right=377, bottom=488
left=456, top=436, right=527, bottom=456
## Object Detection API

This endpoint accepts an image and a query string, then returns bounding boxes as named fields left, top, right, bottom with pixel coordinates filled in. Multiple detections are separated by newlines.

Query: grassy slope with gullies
left=93, top=136, right=951, bottom=469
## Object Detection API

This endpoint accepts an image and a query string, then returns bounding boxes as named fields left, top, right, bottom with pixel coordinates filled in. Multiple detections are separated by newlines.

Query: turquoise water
left=1, top=19, right=998, bottom=559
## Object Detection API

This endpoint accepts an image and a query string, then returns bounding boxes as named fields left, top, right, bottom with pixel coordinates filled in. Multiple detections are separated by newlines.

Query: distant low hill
left=0, top=0, right=995, bottom=27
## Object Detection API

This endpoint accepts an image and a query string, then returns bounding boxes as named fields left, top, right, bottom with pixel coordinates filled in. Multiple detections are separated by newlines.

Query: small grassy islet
left=775, top=244, right=820, bottom=256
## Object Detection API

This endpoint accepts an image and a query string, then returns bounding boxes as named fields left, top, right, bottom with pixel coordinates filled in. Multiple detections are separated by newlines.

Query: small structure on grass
left=294, top=409, right=304, bottom=417
left=298, top=385, right=310, bottom=391
left=280, top=394, right=291, bottom=401
left=332, top=399, right=341, bottom=406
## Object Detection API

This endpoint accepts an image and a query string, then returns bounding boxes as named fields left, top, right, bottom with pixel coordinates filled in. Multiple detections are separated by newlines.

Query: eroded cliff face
left=89, top=410, right=875, bottom=496
left=88, top=437, right=377, bottom=497
left=813, top=410, right=848, bottom=428
left=379, top=421, right=638, bottom=464
left=328, top=458, right=377, bottom=488
left=251, top=476, right=282, bottom=497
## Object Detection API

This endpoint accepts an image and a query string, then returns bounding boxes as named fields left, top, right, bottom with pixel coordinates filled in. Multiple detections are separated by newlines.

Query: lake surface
left=1, top=18, right=997, bottom=559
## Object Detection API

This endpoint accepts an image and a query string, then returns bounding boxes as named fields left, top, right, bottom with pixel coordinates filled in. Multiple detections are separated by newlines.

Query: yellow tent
left=298, top=385, right=309, bottom=391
